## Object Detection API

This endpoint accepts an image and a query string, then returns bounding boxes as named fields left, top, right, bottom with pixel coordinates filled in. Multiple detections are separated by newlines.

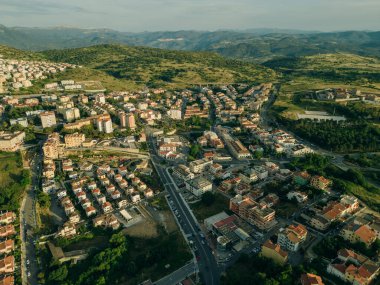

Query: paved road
left=154, top=261, right=197, bottom=285
left=21, top=150, right=41, bottom=285
left=148, top=136, right=220, bottom=285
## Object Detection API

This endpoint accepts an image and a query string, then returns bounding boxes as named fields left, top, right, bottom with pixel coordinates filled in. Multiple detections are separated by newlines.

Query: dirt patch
left=161, top=210, right=178, bottom=233
left=123, top=219, right=158, bottom=238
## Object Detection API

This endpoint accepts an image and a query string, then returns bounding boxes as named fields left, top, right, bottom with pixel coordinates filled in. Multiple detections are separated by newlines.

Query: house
left=0, top=256, right=14, bottom=274
left=260, top=240, right=288, bottom=265
left=0, top=212, right=16, bottom=225
left=91, top=188, right=101, bottom=197
left=93, top=214, right=120, bottom=230
left=144, top=188, right=154, bottom=198
left=310, top=175, right=331, bottom=191
left=341, top=222, right=377, bottom=246
left=185, top=176, right=212, bottom=197
left=301, top=273, right=324, bottom=285
left=96, top=195, right=107, bottom=205
left=116, top=198, right=128, bottom=209
left=111, top=190, right=121, bottom=200
left=0, top=276, right=14, bottom=285
left=189, top=158, right=213, bottom=174
left=75, top=191, right=86, bottom=201
left=0, top=225, right=15, bottom=238
left=80, top=198, right=92, bottom=209
left=278, top=224, right=308, bottom=252
left=106, top=184, right=116, bottom=194
left=0, top=240, right=14, bottom=255
left=118, top=179, right=128, bottom=188
left=57, top=189, right=67, bottom=199
left=131, top=192, right=141, bottom=203
left=259, top=193, right=279, bottom=208
left=310, top=215, right=330, bottom=231
left=87, top=181, right=97, bottom=190
left=85, top=206, right=97, bottom=217
left=102, top=202, right=113, bottom=213
left=57, top=222, right=77, bottom=238
left=327, top=249, right=380, bottom=285
left=293, top=171, right=311, bottom=186
left=340, top=195, right=360, bottom=214
left=68, top=212, right=80, bottom=224
left=287, top=191, right=308, bottom=203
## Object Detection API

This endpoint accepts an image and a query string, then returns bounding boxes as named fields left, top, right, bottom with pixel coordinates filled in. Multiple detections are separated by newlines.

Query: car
left=27, top=272, right=31, bottom=277
left=26, top=259, right=30, bottom=265
left=201, top=240, right=205, bottom=245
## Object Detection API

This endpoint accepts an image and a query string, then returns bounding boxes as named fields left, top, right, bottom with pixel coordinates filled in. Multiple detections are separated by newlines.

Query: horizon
left=0, top=0, right=379, bottom=32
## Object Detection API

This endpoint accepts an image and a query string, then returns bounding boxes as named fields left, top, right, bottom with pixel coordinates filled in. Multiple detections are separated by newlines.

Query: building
left=40, top=111, right=57, bottom=128
left=57, top=222, right=77, bottom=238
left=126, top=113, right=136, bottom=129
left=119, top=111, right=127, bottom=128
left=327, top=249, right=379, bottom=285
left=93, top=214, right=120, bottom=230
left=301, top=273, right=324, bottom=285
left=230, top=194, right=276, bottom=230
left=189, top=158, right=213, bottom=174
left=0, top=276, right=14, bottom=285
left=173, top=165, right=195, bottom=181
left=261, top=240, right=288, bottom=265
left=64, top=133, right=85, bottom=148
left=0, top=240, right=14, bottom=255
left=287, top=191, right=308, bottom=203
left=310, top=175, right=331, bottom=191
left=42, top=133, right=62, bottom=159
left=341, top=222, right=377, bottom=246
left=63, top=108, right=80, bottom=122
left=0, top=131, right=25, bottom=152
left=10, top=117, right=28, bottom=127
left=0, top=212, right=16, bottom=225
left=185, top=176, right=212, bottom=197
left=0, top=225, right=15, bottom=238
left=0, top=256, right=14, bottom=274
left=96, top=116, right=113, bottom=133
left=278, top=224, right=308, bottom=252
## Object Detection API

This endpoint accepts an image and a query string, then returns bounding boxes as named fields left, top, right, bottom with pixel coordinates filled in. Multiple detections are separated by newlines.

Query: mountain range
left=0, top=24, right=379, bottom=62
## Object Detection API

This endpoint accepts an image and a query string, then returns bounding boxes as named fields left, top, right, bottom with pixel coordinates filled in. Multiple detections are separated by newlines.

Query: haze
left=0, top=0, right=379, bottom=32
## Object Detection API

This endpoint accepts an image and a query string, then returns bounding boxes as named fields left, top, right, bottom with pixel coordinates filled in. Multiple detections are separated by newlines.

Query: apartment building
left=340, top=222, right=377, bottom=246
left=0, top=240, right=14, bottom=255
left=189, top=158, right=213, bottom=174
left=0, top=212, right=16, bottom=225
left=278, top=223, right=308, bottom=252
left=0, top=131, right=25, bottom=152
left=40, top=111, right=57, bottom=128
left=185, top=176, right=212, bottom=197
left=300, top=273, right=324, bottom=285
left=173, top=164, right=195, bottom=181
left=0, top=256, right=14, bottom=274
left=64, top=133, right=85, bottom=148
left=230, top=194, right=276, bottom=230
left=42, top=132, right=62, bottom=159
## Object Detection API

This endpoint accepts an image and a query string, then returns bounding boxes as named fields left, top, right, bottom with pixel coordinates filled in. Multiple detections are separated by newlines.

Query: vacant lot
left=191, top=193, right=230, bottom=221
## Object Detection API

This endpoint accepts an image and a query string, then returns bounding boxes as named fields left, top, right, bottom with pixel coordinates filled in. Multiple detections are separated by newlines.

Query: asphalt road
left=154, top=261, right=197, bottom=285
left=148, top=137, right=220, bottom=285
left=21, top=151, right=41, bottom=285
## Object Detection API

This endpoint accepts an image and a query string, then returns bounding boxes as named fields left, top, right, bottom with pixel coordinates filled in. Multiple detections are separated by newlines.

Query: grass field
left=191, top=193, right=230, bottom=221
left=0, top=152, right=30, bottom=210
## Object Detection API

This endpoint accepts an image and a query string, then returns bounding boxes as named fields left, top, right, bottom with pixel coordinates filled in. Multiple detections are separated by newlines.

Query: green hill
left=40, top=44, right=277, bottom=88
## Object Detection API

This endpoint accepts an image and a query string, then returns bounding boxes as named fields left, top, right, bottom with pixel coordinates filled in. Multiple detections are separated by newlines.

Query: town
left=0, top=53, right=379, bottom=285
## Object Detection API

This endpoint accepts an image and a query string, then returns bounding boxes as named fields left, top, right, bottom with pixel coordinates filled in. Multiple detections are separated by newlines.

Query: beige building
left=42, top=132, right=62, bottom=159
left=278, top=223, right=308, bottom=252
left=64, top=133, right=85, bottom=148
left=40, top=111, right=57, bottom=128
left=126, top=113, right=136, bottom=129
left=0, top=131, right=25, bottom=152
left=341, top=223, right=377, bottom=246
left=261, top=240, right=288, bottom=265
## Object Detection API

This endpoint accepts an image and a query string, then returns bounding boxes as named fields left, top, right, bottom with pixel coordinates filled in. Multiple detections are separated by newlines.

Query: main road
left=148, top=136, right=220, bottom=285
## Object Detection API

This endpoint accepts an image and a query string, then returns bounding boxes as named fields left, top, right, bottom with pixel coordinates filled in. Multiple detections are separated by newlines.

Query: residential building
left=0, top=256, right=14, bottom=274
left=173, top=164, right=195, bottom=181
left=119, top=111, right=127, bottom=128
left=64, top=133, right=85, bottom=148
left=261, top=240, right=288, bottom=265
left=0, top=276, right=14, bottom=285
left=0, top=131, right=25, bottom=152
left=42, top=132, right=62, bottom=159
left=57, top=222, right=77, bottom=238
left=189, top=158, right=213, bottom=174
left=10, top=117, right=28, bottom=127
left=341, top=222, right=377, bottom=246
left=301, top=273, right=324, bottom=285
left=287, top=191, right=308, bottom=203
left=126, top=113, right=136, bottom=129
left=0, top=212, right=16, bottom=225
left=310, top=175, right=331, bottom=191
left=0, top=240, right=14, bottom=255
left=278, top=223, right=308, bottom=252
left=40, top=111, right=57, bottom=128
left=185, top=176, right=212, bottom=197
left=327, top=249, right=379, bottom=285
left=0, top=225, right=15, bottom=238
left=230, top=194, right=276, bottom=230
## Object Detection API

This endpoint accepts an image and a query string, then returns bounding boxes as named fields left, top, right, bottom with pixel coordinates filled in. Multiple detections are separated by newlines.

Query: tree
left=37, top=192, right=51, bottom=209
left=48, top=265, right=68, bottom=282
left=201, top=192, right=216, bottom=206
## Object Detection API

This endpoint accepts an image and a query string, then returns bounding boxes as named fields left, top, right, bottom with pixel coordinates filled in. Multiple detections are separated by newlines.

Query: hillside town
left=0, top=57, right=379, bottom=285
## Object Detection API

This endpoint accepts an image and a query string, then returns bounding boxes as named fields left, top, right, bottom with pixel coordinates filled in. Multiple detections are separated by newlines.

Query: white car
left=27, top=259, right=30, bottom=265
left=27, top=272, right=31, bottom=277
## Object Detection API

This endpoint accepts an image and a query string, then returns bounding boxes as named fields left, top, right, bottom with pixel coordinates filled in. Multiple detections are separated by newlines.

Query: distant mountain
left=0, top=25, right=379, bottom=62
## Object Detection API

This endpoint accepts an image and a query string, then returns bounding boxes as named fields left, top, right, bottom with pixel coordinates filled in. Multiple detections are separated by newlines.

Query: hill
left=0, top=44, right=276, bottom=91
left=0, top=25, right=379, bottom=61
left=40, top=44, right=276, bottom=88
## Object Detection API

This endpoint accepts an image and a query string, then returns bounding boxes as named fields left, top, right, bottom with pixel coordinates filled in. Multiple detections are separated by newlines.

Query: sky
left=0, top=0, right=379, bottom=32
